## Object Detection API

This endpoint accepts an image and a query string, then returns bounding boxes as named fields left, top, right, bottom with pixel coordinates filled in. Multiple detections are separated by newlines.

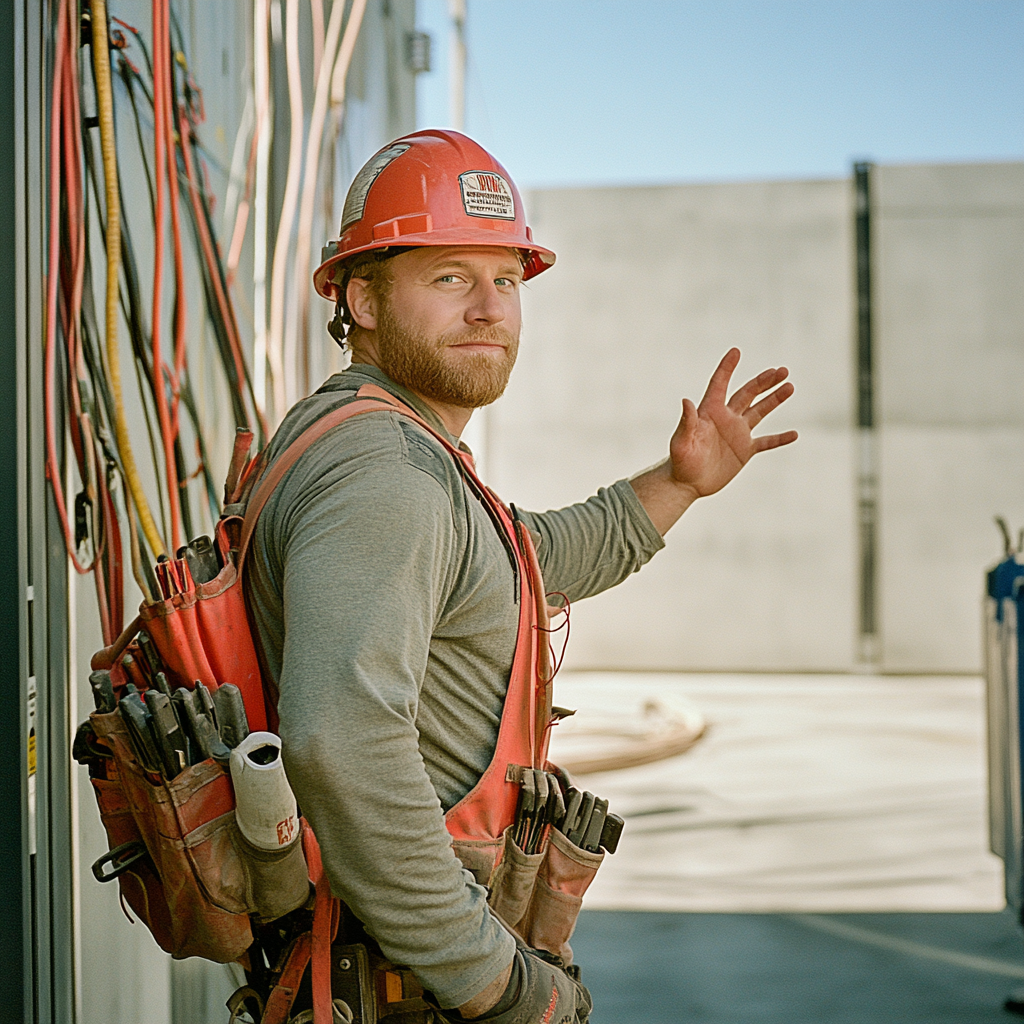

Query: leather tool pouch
left=485, top=825, right=604, bottom=965
left=88, top=709, right=309, bottom=962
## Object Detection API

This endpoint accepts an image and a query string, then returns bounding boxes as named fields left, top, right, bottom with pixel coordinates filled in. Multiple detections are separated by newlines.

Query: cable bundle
left=46, top=0, right=263, bottom=640
left=260, top=0, right=367, bottom=422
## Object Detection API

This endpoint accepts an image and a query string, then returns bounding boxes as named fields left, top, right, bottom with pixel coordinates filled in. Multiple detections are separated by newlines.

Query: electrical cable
left=165, top=50, right=193, bottom=538
left=223, top=90, right=255, bottom=285
left=44, top=0, right=92, bottom=574
left=268, top=0, right=305, bottom=417
left=169, top=24, right=264, bottom=442
left=310, top=0, right=325, bottom=83
left=91, top=0, right=168, bottom=559
left=252, top=0, right=272, bottom=418
left=150, top=0, right=184, bottom=552
left=179, top=111, right=253, bottom=420
left=164, top=46, right=189, bottom=437
left=292, top=0, right=348, bottom=397
left=330, top=0, right=367, bottom=106
left=294, top=0, right=367, bottom=398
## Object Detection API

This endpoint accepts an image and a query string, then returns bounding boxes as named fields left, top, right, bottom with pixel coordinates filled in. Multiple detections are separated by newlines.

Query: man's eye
left=437, top=274, right=458, bottom=284
left=495, top=277, right=517, bottom=287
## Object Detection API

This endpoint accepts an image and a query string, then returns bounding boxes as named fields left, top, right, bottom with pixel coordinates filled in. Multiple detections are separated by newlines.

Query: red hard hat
left=313, top=129, right=556, bottom=301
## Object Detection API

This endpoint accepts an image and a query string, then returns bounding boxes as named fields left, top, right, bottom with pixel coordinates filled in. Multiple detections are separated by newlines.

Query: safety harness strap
left=237, top=395, right=399, bottom=571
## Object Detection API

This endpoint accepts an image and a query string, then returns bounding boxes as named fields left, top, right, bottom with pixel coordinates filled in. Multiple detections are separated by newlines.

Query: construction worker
left=245, top=130, right=797, bottom=1023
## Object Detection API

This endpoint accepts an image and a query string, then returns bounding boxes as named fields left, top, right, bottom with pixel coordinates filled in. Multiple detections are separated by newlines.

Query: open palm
left=669, top=348, right=798, bottom=499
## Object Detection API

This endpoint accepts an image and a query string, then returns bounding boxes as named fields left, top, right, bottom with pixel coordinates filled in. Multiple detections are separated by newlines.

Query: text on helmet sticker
left=340, top=143, right=411, bottom=232
left=459, top=170, right=516, bottom=221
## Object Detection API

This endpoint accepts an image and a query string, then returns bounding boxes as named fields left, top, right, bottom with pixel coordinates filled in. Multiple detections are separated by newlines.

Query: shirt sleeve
left=272, top=455, right=514, bottom=1007
left=517, top=478, right=665, bottom=603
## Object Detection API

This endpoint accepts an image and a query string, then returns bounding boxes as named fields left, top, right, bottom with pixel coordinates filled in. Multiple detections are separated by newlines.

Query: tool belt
left=79, top=384, right=621, bottom=1023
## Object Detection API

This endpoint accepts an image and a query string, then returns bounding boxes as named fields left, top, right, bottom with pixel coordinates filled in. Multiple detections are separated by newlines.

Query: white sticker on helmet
left=459, top=170, right=516, bottom=220
left=340, top=143, right=411, bottom=232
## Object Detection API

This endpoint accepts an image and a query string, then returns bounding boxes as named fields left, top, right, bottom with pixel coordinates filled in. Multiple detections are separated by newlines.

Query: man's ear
left=347, top=277, right=378, bottom=331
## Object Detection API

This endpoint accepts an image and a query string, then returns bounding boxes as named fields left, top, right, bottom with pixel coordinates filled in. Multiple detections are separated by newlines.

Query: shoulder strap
left=237, top=385, right=456, bottom=571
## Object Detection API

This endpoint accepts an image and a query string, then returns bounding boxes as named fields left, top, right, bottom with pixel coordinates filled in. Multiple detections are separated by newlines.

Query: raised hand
left=630, top=348, right=797, bottom=535
left=668, top=347, right=797, bottom=500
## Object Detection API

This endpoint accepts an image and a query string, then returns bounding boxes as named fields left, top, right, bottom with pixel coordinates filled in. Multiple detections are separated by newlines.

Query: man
left=246, top=130, right=796, bottom=1022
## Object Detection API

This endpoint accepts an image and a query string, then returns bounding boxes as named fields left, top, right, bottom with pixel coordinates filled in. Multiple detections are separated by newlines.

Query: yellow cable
left=91, top=0, right=167, bottom=559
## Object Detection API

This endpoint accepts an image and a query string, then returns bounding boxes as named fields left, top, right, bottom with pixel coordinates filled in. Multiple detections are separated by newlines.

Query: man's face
left=372, top=246, right=523, bottom=409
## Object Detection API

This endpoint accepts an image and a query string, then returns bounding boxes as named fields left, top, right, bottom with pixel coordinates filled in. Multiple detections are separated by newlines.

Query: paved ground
left=547, top=672, right=1019, bottom=1023
left=572, top=910, right=1024, bottom=1024
left=547, top=672, right=1004, bottom=912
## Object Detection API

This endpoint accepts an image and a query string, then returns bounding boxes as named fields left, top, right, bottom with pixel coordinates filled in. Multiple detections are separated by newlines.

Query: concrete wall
left=875, top=163, right=1024, bottom=672
left=486, top=162, right=1024, bottom=674
left=489, top=178, right=857, bottom=671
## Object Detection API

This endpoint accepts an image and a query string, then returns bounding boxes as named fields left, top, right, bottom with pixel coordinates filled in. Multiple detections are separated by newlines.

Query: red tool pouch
left=90, top=706, right=254, bottom=961
left=94, top=516, right=269, bottom=733
left=89, top=700, right=310, bottom=962
left=85, top=429, right=311, bottom=963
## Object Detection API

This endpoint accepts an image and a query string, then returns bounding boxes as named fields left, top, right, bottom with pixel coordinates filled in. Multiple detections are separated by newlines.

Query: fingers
left=744, top=381, right=795, bottom=428
left=728, top=366, right=790, bottom=414
left=753, top=429, right=799, bottom=453
left=699, top=348, right=741, bottom=409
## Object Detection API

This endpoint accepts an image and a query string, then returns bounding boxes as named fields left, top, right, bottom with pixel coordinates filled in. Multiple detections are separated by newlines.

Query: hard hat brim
left=313, top=229, right=556, bottom=301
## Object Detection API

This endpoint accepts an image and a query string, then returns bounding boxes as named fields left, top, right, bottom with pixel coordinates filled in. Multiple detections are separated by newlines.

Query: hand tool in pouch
left=212, top=682, right=250, bottom=749
left=145, top=691, right=188, bottom=778
left=89, top=670, right=116, bottom=713
left=118, top=692, right=161, bottom=774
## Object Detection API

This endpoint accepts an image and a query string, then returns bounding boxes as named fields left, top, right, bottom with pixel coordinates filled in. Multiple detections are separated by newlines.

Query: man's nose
left=465, top=280, right=506, bottom=325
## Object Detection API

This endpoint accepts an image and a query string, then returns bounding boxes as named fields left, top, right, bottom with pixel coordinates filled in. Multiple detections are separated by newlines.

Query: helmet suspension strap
left=327, top=299, right=348, bottom=350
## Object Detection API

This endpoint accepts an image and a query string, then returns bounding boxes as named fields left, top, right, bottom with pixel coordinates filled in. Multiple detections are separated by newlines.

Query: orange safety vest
left=239, top=383, right=556, bottom=874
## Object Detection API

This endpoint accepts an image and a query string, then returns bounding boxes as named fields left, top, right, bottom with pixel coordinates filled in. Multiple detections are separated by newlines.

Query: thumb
left=678, top=397, right=699, bottom=440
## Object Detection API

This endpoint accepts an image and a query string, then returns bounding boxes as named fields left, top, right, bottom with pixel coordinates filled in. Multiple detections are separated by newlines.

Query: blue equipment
left=985, top=518, right=1024, bottom=913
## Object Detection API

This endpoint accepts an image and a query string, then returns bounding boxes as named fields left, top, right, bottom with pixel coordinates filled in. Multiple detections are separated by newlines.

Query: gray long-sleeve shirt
left=246, top=364, right=664, bottom=1006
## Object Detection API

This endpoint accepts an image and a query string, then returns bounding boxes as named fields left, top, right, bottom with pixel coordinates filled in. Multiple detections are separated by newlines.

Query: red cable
left=44, top=0, right=91, bottom=575
left=178, top=108, right=252, bottom=410
left=150, top=0, right=183, bottom=552
left=165, top=41, right=187, bottom=439
left=59, top=76, right=86, bottom=469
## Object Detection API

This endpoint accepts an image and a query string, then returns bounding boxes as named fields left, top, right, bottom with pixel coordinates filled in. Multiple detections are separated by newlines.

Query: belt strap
left=305, top=823, right=341, bottom=1024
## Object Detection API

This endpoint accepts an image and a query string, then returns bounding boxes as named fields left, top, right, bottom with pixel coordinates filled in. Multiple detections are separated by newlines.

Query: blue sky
left=414, top=0, right=1024, bottom=188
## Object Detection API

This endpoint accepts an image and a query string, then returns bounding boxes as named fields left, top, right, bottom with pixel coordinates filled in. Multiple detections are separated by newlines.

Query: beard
left=375, top=298, right=519, bottom=409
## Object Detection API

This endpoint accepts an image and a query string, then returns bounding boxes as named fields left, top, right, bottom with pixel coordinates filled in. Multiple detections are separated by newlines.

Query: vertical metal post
left=854, top=162, right=879, bottom=667
left=12, top=3, right=78, bottom=1020
left=0, top=0, right=27, bottom=1018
